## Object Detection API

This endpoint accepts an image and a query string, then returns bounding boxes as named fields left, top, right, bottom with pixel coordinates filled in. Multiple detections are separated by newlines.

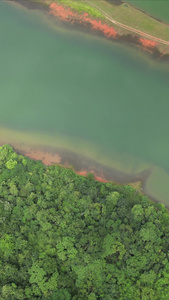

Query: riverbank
left=4, top=142, right=168, bottom=210
left=9, top=0, right=169, bottom=60
left=10, top=142, right=151, bottom=197
left=1, top=0, right=168, bottom=207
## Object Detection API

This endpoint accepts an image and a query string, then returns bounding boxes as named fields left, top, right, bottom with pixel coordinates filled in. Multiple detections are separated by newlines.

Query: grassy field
left=88, top=0, right=169, bottom=41
left=54, top=0, right=105, bottom=19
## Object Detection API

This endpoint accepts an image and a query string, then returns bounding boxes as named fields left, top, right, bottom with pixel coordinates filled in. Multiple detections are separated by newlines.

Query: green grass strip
left=55, top=0, right=105, bottom=19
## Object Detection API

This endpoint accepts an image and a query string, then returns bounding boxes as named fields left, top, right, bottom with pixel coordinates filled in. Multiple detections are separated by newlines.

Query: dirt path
left=87, top=0, right=169, bottom=46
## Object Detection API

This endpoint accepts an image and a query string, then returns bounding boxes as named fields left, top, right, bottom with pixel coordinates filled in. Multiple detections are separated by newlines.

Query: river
left=1, top=1, right=169, bottom=205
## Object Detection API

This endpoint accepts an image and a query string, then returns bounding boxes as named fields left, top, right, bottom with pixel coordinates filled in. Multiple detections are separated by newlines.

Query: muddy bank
left=10, top=142, right=151, bottom=187
left=12, top=143, right=167, bottom=207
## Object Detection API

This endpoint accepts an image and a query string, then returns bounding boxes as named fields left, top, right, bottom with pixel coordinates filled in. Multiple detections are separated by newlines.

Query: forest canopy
left=0, top=145, right=169, bottom=299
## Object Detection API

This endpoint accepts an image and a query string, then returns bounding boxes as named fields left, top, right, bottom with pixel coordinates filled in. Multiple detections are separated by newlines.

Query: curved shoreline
left=8, top=0, right=169, bottom=60
left=12, top=142, right=168, bottom=209
left=48, top=1, right=169, bottom=59
left=10, top=142, right=156, bottom=200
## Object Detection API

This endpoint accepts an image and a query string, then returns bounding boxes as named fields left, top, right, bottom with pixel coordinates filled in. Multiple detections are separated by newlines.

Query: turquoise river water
left=1, top=1, right=169, bottom=205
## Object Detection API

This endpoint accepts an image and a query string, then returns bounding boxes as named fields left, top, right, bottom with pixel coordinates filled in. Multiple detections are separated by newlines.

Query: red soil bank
left=17, top=146, right=61, bottom=166
left=139, top=38, right=158, bottom=48
left=50, top=3, right=76, bottom=21
left=77, top=170, right=88, bottom=177
left=77, top=170, right=108, bottom=183
left=94, top=174, right=108, bottom=183
left=13, top=144, right=108, bottom=183
left=49, top=2, right=117, bottom=38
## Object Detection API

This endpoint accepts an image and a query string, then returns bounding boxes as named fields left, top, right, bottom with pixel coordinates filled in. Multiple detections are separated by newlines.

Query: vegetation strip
left=56, top=0, right=105, bottom=19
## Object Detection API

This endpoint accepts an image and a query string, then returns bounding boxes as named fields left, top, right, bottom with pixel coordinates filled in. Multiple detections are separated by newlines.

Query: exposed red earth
left=49, top=3, right=76, bottom=21
left=12, top=144, right=108, bottom=183
left=77, top=170, right=108, bottom=183
left=49, top=2, right=169, bottom=56
left=17, top=146, right=61, bottom=166
left=94, top=174, right=108, bottom=183
left=49, top=3, right=117, bottom=38
left=139, top=38, right=158, bottom=48
left=76, top=170, right=88, bottom=177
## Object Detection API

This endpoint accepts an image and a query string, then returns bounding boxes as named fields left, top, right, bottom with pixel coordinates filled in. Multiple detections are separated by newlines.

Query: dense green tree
left=0, top=145, right=169, bottom=299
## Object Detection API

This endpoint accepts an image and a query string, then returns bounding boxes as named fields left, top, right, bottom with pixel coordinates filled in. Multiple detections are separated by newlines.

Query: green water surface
left=1, top=2, right=169, bottom=205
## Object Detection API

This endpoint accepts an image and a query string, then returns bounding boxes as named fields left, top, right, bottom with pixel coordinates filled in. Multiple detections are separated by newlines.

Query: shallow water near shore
left=1, top=2, right=169, bottom=205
